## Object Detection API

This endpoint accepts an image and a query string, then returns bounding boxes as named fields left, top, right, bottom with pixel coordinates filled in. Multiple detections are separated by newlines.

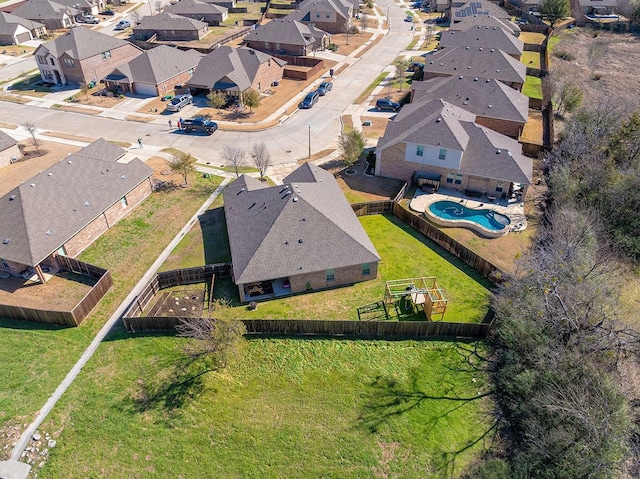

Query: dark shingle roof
left=186, top=46, right=284, bottom=91
left=0, top=11, right=44, bottom=33
left=164, top=0, right=227, bottom=16
left=449, top=14, right=521, bottom=35
left=423, top=46, right=526, bottom=86
left=74, top=137, right=126, bottom=162
left=438, top=25, right=524, bottom=57
left=12, top=0, right=78, bottom=21
left=223, top=163, right=380, bottom=285
left=0, top=130, right=18, bottom=151
left=288, top=0, right=352, bottom=22
left=452, top=1, right=511, bottom=20
left=411, top=76, right=529, bottom=125
left=244, top=18, right=329, bottom=46
left=37, top=26, right=140, bottom=60
left=134, top=12, right=208, bottom=31
left=0, top=150, right=153, bottom=266
left=105, top=45, right=202, bottom=86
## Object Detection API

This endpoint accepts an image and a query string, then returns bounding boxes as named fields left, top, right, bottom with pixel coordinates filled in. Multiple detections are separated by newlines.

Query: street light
left=308, top=123, right=311, bottom=159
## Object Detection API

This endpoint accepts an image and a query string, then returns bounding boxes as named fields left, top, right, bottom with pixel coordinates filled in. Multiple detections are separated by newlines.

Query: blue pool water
left=428, top=200, right=511, bottom=231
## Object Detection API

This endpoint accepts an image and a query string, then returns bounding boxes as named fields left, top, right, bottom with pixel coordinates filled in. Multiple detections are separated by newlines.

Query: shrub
left=554, top=50, right=575, bottom=61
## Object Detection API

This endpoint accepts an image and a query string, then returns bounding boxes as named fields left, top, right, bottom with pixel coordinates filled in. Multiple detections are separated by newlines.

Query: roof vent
left=298, top=238, right=303, bottom=243
left=84, top=201, right=90, bottom=206
left=293, top=197, right=298, bottom=202
left=2, top=239, right=8, bottom=244
left=486, top=78, right=490, bottom=82
left=459, top=75, right=463, bottom=79
left=479, top=47, right=483, bottom=51
left=496, top=149, right=501, bottom=154
left=439, top=62, right=443, bottom=66
left=488, top=104, right=493, bottom=108
left=30, top=183, right=35, bottom=187
left=496, top=69, right=500, bottom=73
left=474, top=77, right=478, bottom=81
left=9, top=195, right=15, bottom=201
left=45, top=230, right=52, bottom=236
left=121, top=175, right=126, bottom=179
left=508, top=151, right=513, bottom=157
left=465, top=46, right=469, bottom=49
left=490, top=49, right=495, bottom=52
left=48, top=172, right=53, bottom=177
left=467, top=65, right=471, bottom=69
left=429, top=61, right=433, bottom=64
left=67, top=160, right=72, bottom=164
left=436, top=117, right=441, bottom=123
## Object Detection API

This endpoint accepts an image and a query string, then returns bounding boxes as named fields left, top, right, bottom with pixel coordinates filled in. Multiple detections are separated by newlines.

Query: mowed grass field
left=0, top=175, right=223, bottom=448
left=39, top=335, right=495, bottom=478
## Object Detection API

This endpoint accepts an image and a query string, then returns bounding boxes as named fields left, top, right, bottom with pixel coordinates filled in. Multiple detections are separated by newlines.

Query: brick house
left=0, top=139, right=153, bottom=283
left=376, top=98, right=532, bottom=200
left=422, top=46, right=526, bottom=91
left=0, top=12, right=46, bottom=45
left=164, top=0, right=228, bottom=26
left=438, top=25, right=524, bottom=60
left=186, top=46, right=285, bottom=99
left=104, top=45, right=202, bottom=97
left=11, top=0, right=77, bottom=31
left=288, top=0, right=353, bottom=34
left=132, top=13, right=208, bottom=41
left=33, top=26, right=143, bottom=86
left=244, top=18, right=329, bottom=56
left=410, top=76, right=529, bottom=139
left=0, top=130, right=21, bottom=169
left=224, top=163, right=380, bottom=303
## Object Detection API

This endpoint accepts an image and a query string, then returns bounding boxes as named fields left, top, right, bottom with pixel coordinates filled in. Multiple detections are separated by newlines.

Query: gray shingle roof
left=449, top=14, right=521, bottom=35
left=438, top=25, right=524, bottom=57
left=423, top=46, right=526, bottom=86
left=0, top=130, right=18, bottom=152
left=0, top=150, right=153, bottom=266
left=134, top=12, right=208, bottom=31
left=186, top=46, right=284, bottom=91
left=105, top=45, right=202, bottom=85
left=452, top=1, right=511, bottom=20
left=0, top=11, right=44, bottom=33
left=288, top=0, right=352, bottom=22
left=244, top=18, right=329, bottom=46
left=12, top=0, right=77, bottom=21
left=74, top=137, right=126, bottom=162
left=223, top=163, right=380, bottom=285
left=37, top=26, right=140, bottom=61
left=411, top=76, right=529, bottom=124
left=164, top=0, right=227, bottom=16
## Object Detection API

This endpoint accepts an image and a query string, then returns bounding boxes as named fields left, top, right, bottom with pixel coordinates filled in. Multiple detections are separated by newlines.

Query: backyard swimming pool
left=426, top=200, right=511, bottom=238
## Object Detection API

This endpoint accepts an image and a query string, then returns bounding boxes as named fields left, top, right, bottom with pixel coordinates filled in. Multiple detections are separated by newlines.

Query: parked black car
left=300, top=91, right=319, bottom=109
left=180, top=117, right=218, bottom=135
left=375, top=98, right=401, bottom=112
left=317, top=81, right=333, bottom=96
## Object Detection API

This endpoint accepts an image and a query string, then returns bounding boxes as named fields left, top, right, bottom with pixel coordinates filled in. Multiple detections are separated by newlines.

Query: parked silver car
left=166, top=94, right=193, bottom=112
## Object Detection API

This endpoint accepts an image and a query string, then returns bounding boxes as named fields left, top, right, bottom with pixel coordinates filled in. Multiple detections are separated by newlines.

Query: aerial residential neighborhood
left=0, top=0, right=639, bottom=476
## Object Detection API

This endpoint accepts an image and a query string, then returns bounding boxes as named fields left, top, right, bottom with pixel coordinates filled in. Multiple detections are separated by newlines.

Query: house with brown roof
left=33, top=26, right=142, bottom=85
left=288, top=0, right=353, bottom=33
left=11, top=0, right=77, bottom=30
left=0, top=130, right=21, bottom=169
left=411, top=76, right=529, bottom=139
left=0, top=11, right=46, bottom=44
left=0, top=139, right=153, bottom=283
left=164, top=0, right=228, bottom=26
left=438, top=25, right=524, bottom=60
left=375, top=98, right=532, bottom=200
left=243, top=18, right=329, bottom=56
left=422, top=46, right=526, bottom=91
left=104, top=45, right=202, bottom=96
left=133, top=13, right=208, bottom=41
left=186, top=46, right=285, bottom=98
left=224, top=163, right=380, bottom=303
left=449, top=14, right=521, bottom=36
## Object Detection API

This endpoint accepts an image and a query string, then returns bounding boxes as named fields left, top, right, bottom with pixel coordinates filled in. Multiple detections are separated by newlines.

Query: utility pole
left=308, top=123, right=311, bottom=159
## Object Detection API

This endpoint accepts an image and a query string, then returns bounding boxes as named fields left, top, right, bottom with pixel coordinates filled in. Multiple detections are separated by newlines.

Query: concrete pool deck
left=409, top=187, right=528, bottom=233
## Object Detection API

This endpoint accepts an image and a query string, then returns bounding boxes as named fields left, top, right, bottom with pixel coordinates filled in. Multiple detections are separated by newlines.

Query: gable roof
left=74, top=137, right=127, bottom=162
left=423, top=46, right=526, bottom=86
left=452, top=1, right=511, bottom=21
left=244, top=18, right=329, bottom=46
left=438, top=25, right=524, bottom=57
left=105, top=45, right=202, bottom=85
left=411, top=76, right=529, bottom=125
left=164, top=0, right=228, bottom=15
left=12, top=0, right=77, bottom=21
left=378, top=98, right=532, bottom=185
left=223, top=163, right=380, bottom=285
left=0, top=150, right=153, bottom=267
left=0, top=130, right=18, bottom=152
left=289, top=0, right=352, bottom=22
left=0, top=11, right=44, bottom=33
left=186, top=46, right=284, bottom=91
left=449, top=14, right=521, bottom=35
left=134, top=12, right=208, bottom=31
left=36, top=26, right=140, bottom=60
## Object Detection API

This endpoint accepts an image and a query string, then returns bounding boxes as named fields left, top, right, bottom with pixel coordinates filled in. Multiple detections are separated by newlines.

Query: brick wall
left=0, top=258, right=25, bottom=276
left=245, top=40, right=308, bottom=57
left=61, top=43, right=142, bottom=85
left=154, top=68, right=196, bottom=96
left=475, top=116, right=524, bottom=139
left=134, top=28, right=206, bottom=42
left=0, top=144, right=20, bottom=169
left=250, top=58, right=285, bottom=92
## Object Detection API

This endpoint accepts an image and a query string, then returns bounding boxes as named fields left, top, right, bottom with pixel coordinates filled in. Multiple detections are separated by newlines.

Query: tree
left=221, top=145, right=246, bottom=177
left=154, top=0, right=162, bottom=13
left=606, top=111, right=640, bottom=169
left=206, top=91, right=226, bottom=111
left=22, top=121, right=40, bottom=153
left=242, top=88, right=260, bottom=112
left=80, top=82, right=90, bottom=102
left=251, top=142, right=271, bottom=180
left=339, top=129, right=365, bottom=166
left=169, top=151, right=197, bottom=186
left=393, top=57, right=410, bottom=91
left=553, top=79, right=583, bottom=117
left=540, top=0, right=570, bottom=27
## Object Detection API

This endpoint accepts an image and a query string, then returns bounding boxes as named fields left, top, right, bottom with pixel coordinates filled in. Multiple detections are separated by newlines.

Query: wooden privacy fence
left=351, top=200, right=394, bottom=216
left=124, top=316, right=493, bottom=338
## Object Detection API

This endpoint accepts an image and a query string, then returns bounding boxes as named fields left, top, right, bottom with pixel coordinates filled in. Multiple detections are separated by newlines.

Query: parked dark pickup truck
left=180, top=117, right=218, bottom=135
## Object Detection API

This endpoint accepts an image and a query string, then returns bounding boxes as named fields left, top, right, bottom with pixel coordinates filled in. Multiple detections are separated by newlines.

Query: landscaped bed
left=37, top=335, right=494, bottom=478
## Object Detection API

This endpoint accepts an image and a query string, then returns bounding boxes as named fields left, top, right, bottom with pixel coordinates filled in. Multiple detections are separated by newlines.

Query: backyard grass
left=0, top=175, right=224, bottom=451
left=521, top=50, right=541, bottom=69
left=39, top=335, right=495, bottom=478
left=518, top=31, right=546, bottom=45
left=522, top=75, right=543, bottom=99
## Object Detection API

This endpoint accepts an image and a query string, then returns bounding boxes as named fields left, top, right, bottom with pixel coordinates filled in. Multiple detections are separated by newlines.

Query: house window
left=454, top=173, right=463, bottom=185
left=64, top=58, right=74, bottom=67
left=326, top=14, right=330, bottom=18
left=326, top=269, right=335, bottom=282
left=120, top=196, right=128, bottom=208
left=102, top=50, right=111, bottom=60
left=446, top=173, right=454, bottom=184
left=362, top=263, right=371, bottom=275
left=496, top=181, right=504, bottom=193
left=438, top=148, right=447, bottom=160
left=37, top=55, right=47, bottom=64
left=416, top=145, right=424, bottom=157
left=57, top=245, right=67, bottom=256
left=316, top=13, right=320, bottom=18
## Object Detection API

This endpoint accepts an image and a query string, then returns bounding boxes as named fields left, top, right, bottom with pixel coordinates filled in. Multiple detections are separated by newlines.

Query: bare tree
left=393, top=57, right=410, bottom=91
left=251, top=142, right=271, bottom=180
left=22, top=121, right=40, bottom=153
left=80, top=82, right=90, bottom=102
left=131, top=10, right=142, bottom=24
left=169, top=151, right=197, bottom=186
left=154, top=0, right=162, bottom=13
left=221, top=145, right=246, bottom=177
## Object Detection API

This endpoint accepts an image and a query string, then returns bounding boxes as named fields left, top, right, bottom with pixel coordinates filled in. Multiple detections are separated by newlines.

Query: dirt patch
left=68, top=88, right=124, bottom=108
left=52, top=104, right=102, bottom=115
left=144, top=288, right=207, bottom=317
left=360, top=116, right=391, bottom=139
left=326, top=162, right=405, bottom=201
left=125, top=115, right=155, bottom=123
left=331, top=32, right=373, bottom=56
left=520, top=109, right=543, bottom=145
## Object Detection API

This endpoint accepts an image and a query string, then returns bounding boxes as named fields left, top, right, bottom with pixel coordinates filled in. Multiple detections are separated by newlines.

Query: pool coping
left=423, top=199, right=510, bottom=238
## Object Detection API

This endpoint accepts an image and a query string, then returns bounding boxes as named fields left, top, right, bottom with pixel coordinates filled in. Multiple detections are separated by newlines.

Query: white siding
left=404, top=142, right=463, bottom=170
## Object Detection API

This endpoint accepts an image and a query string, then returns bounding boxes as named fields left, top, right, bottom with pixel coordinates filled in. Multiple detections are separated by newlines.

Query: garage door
left=134, top=83, right=159, bottom=97
left=16, top=32, right=31, bottom=43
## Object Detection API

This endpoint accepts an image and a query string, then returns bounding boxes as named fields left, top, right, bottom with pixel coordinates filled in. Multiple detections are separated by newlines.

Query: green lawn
left=522, top=75, right=543, bottom=99
left=521, top=50, right=541, bottom=69
left=39, top=335, right=495, bottom=478
left=0, top=175, right=223, bottom=448
left=354, top=72, right=389, bottom=104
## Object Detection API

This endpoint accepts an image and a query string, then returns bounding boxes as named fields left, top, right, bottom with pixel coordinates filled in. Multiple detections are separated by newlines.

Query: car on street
left=300, top=91, right=319, bottom=109
left=101, top=9, right=115, bottom=15
left=404, top=15, right=414, bottom=22
left=166, top=93, right=193, bottom=112
left=115, top=20, right=131, bottom=30
left=180, top=117, right=218, bottom=135
left=317, top=81, right=333, bottom=96
left=375, top=98, right=401, bottom=112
